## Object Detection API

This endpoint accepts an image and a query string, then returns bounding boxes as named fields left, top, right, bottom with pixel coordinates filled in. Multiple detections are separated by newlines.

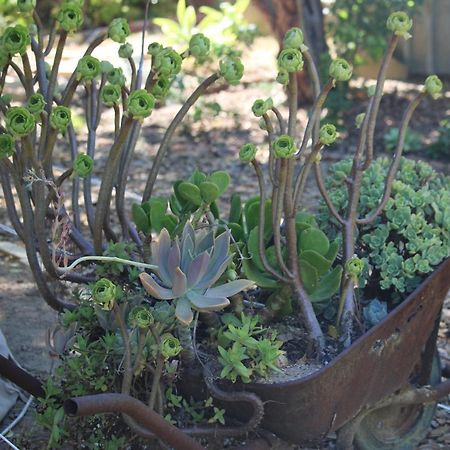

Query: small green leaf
left=247, top=227, right=265, bottom=272
left=310, top=266, right=343, bottom=302
left=132, top=203, right=150, bottom=234
left=200, top=181, right=220, bottom=204
left=324, top=241, right=339, bottom=264
left=190, top=169, right=207, bottom=186
left=228, top=222, right=244, bottom=242
left=210, top=201, right=220, bottom=219
left=298, top=228, right=330, bottom=255
left=150, top=201, right=167, bottom=233
left=176, top=0, right=186, bottom=24
left=229, top=193, right=242, bottom=223
left=300, top=250, right=332, bottom=276
left=178, top=182, right=202, bottom=206
left=299, top=259, right=319, bottom=294
left=209, top=171, right=230, bottom=195
left=242, top=259, right=278, bottom=289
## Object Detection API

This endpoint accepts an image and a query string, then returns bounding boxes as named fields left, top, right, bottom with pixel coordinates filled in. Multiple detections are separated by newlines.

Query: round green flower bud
left=276, top=69, right=289, bottom=85
left=251, top=97, right=273, bottom=117
left=283, top=27, right=304, bottom=49
left=151, top=75, right=171, bottom=100
left=57, top=3, right=84, bottom=32
left=219, top=56, right=244, bottom=86
left=273, top=134, right=296, bottom=159
left=92, top=278, right=117, bottom=311
left=424, top=75, right=443, bottom=99
left=27, top=93, right=46, bottom=116
left=345, top=256, right=364, bottom=278
left=127, top=89, right=155, bottom=119
left=129, top=305, right=154, bottom=328
left=329, top=58, right=353, bottom=81
left=153, top=47, right=182, bottom=76
left=5, top=107, right=35, bottom=138
left=101, top=84, right=121, bottom=106
left=239, top=143, right=257, bottom=162
left=76, top=55, right=101, bottom=81
left=2, top=25, right=31, bottom=56
left=0, top=134, right=15, bottom=160
left=160, top=333, right=182, bottom=359
left=107, top=67, right=126, bottom=86
left=49, top=106, right=71, bottom=133
left=100, top=60, right=114, bottom=74
left=189, top=33, right=210, bottom=59
left=147, top=42, right=163, bottom=57
left=278, top=48, right=303, bottom=73
left=108, top=18, right=130, bottom=43
left=118, top=42, right=133, bottom=59
left=355, top=112, right=366, bottom=129
left=17, top=0, right=36, bottom=13
left=73, top=153, right=94, bottom=177
left=319, top=123, right=337, bottom=145
left=386, top=11, right=413, bottom=39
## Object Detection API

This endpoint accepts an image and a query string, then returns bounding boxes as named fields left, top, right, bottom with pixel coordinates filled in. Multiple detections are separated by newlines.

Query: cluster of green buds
left=118, top=43, right=133, bottom=59
left=273, top=134, right=296, bottom=159
left=424, top=75, right=443, bottom=99
left=239, top=143, right=257, bottom=162
left=319, top=124, right=338, bottom=146
left=147, top=42, right=163, bottom=57
left=151, top=76, right=171, bottom=100
left=92, top=278, right=118, bottom=311
left=127, top=89, right=155, bottom=120
left=101, top=84, right=121, bottom=107
left=27, top=93, right=46, bottom=118
left=73, top=153, right=94, bottom=178
left=219, top=56, right=244, bottom=86
left=386, top=11, right=413, bottom=39
left=5, top=107, right=35, bottom=138
left=76, top=55, right=101, bottom=81
left=0, top=134, right=15, bottom=160
left=329, top=58, right=353, bottom=82
left=107, top=67, right=126, bottom=87
left=108, top=18, right=130, bottom=43
left=276, top=27, right=306, bottom=83
left=57, top=2, right=84, bottom=33
left=1, top=25, right=31, bottom=56
left=189, top=33, right=210, bottom=61
left=160, top=333, right=182, bottom=359
left=153, top=47, right=182, bottom=77
left=128, top=305, right=154, bottom=328
left=251, top=97, right=273, bottom=117
left=49, top=106, right=72, bottom=133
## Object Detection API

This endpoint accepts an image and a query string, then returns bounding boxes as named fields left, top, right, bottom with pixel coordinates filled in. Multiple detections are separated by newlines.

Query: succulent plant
left=139, top=224, right=253, bottom=325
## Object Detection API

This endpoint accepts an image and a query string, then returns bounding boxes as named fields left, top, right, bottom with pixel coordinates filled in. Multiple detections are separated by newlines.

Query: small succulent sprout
left=276, top=69, right=289, bottom=86
left=2, top=25, right=31, bottom=56
left=278, top=48, right=303, bottom=73
left=153, top=47, right=182, bottom=76
left=101, top=84, right=121, bottom=106
left=92, top=278, right=118, bottom=311
left=139, top=224, right=253, bottom=325
left=107, top=67, right=126, bottom=86
left=239, top=143, right=257, bottom=162
left=100, top=60, right=114, bottom=74
left=118, top=42, right=133, bottom=59
left=128, top=305, right=154, bottom=328
left=0, top=134, right=15, bottom=160
left=329, top=58, right=353, bottom=82
left=49, top=106, right=71, bottom=133
left=283, top=27, right=304, bottom=49
left=219, top=56, right=244, bottom=86
left=73, top=153, right=94, bottom=178
left=57, top=2, right=84, bottom=32
left=76, top=55, right=101, bottom=81
left=127, top=89, right=155, bottom=120
left=424, top=75, right=443, bottom=99
left=251, top=97, right=273, bottom=117
left=386, top=11, right=413, bottom=39
left=189, top=33, right=210, bottom=59
left=355, top=112, right=366, bottom=129
left=17, top=0, right=36, bottom=13
left=319, top=123, right=337, bottom=146
left=147, top=42, right=163, bottom=57
left=108, top=18, right=130, bottom=43
left=27, top=93, right=46, bottom=117
left=363, top=299, right=388, bottom=328
left=5, top=107, right=35, bottom=138
left=273, top=134, right=296, bottom=158
left=345, top=256, right=364, bottom=278
left=151, top=75, right=171, bottom=100
left=160, top=333, right=182, bottom=359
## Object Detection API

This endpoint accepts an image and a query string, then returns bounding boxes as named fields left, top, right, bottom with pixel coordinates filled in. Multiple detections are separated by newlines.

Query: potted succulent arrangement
left=1, top=2, right=450, bottom=449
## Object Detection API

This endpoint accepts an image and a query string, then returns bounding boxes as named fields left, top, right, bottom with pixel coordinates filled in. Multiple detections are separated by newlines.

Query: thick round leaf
left=298, top=228, right=330, bottom=255
left=229, top=193, right=242, bottom=223
left=132, top=203, right=150, bottom=234
left=200, top=181, right=220, bottom=204
left=178, top=182, right=202, bottom=206
left=189, top=169, right=207, bottom=186
left=209, top=171, right=230, bottom=195
left=300, top=250, right=332, bottom=277
left=310, top=266, right=343, bottom=302
left=242, top=259, right=278, bottom=289
left=298, top=259, right=319, bottom=295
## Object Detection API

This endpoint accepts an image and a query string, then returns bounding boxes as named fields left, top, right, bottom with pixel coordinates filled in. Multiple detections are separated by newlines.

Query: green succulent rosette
left=57, top=2, right=84, bottom=32
left=189, top=33, right=210, bottom=60
left=251, top=97, right=273, bottom=117
left=49, top=106, right=71, bottom=133
left=424, top=75, right=443, bottom=99
left=73, top=153, right=94, bottom=177
left=5, top=107, right=35, bottom=138
left=329, top=58, right=352, bottom=82
left=100, top=60, right=114, bottom=74
left=76, top=55, right=101, bottom=81
left=147, top=42, right=163, bottom=57
left=127, top=89, right=155, bottom=119
left=153, top=47, right=182, bottom=76
left=151, top=75, right=171, bottom=100
left=276, top=69, right=289, bottom=86
left=118, top=43, right=133, bottom=59
left=27, top=93, right=46, bottom=117
left=345, top=256, right=364, bottom=278
left=101, top=84, right=121, bottom=106
left=17, top=0, right=36, bottom=13
left=2, top=25, right=31, bottom=56
left=283, top=27, right=304, bottom=49
left=273, top=134, right=296, bottom=158
left=219, top=56, right=244, bottom=86
left=0, top=134, right=15, bottom=160
left=386, top=11, right=413, bottom=39
left=92, top=278, right=117, bottom=311
left=108, top=18, right=130, bottom=43
left=128, top=305, right=154, bottom=328
left=278, top=48, right=303, bottom=73
left=239, top=143, right=257, bottom=162
left=160, top=333, right=182, bottom=359
left=107, top=67, right=126, bottom=86
left=319, top=123, right=337, bottom=146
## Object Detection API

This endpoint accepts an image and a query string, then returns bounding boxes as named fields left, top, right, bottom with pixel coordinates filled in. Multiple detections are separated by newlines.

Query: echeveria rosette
left=0, top=134, right=15, bottom=160
left=2, top=25, right=31, bottom=56
left=139, top=224, right=254, bottom=325
left=219, top=56, right=244, bottom=86
left=319, top=123, right=338, bottom=146
left=160, top=333, right=182, bottom=359
left=73, top=153, right=94, bottom=178
left=278, top=48, right=303, bottom=73
left=128, top=305, right=154, bottom=328
left=5, top=107, right=35, bottom=138
left=386, top=11, right=413, bottom=40
left=101, top=84, right=121, bottom=107
left=151, top=75, right=171, bottom=100
left=147, top=42, right=163, bottom=57
left=189, top=33, right=210, bottom=60
left=424, top=75, right=443, bottom=99
left=127, top=89, right=155, bottom=120
left=273, top=134, right=296, bottom=159
left=49, top=106, right=71, bottom=133
left=76, top=55, right=101, bottom=81
left=239, top=143, right=257, bottom=162
left=27, top=93, right=46, bottom=117
left=153, top=47, right=182, bottom=77
left=17, top=0, right=36, bottom=13
left=276, top=69, right=289, bottom=86
left=57, top=3, right=84, bottom=33
left=329, top=58, right=353, bottom=82
left=283, top=27, right=304, bottom=50
left=92, top=278, right=118, bottom=311
left=251, top=97, right=273, bottom=117
left=118, top=43, right=133, bottom=59
left=108, top=18, right=130, bottom=43
left=107, top=67, right=126, bottom=87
